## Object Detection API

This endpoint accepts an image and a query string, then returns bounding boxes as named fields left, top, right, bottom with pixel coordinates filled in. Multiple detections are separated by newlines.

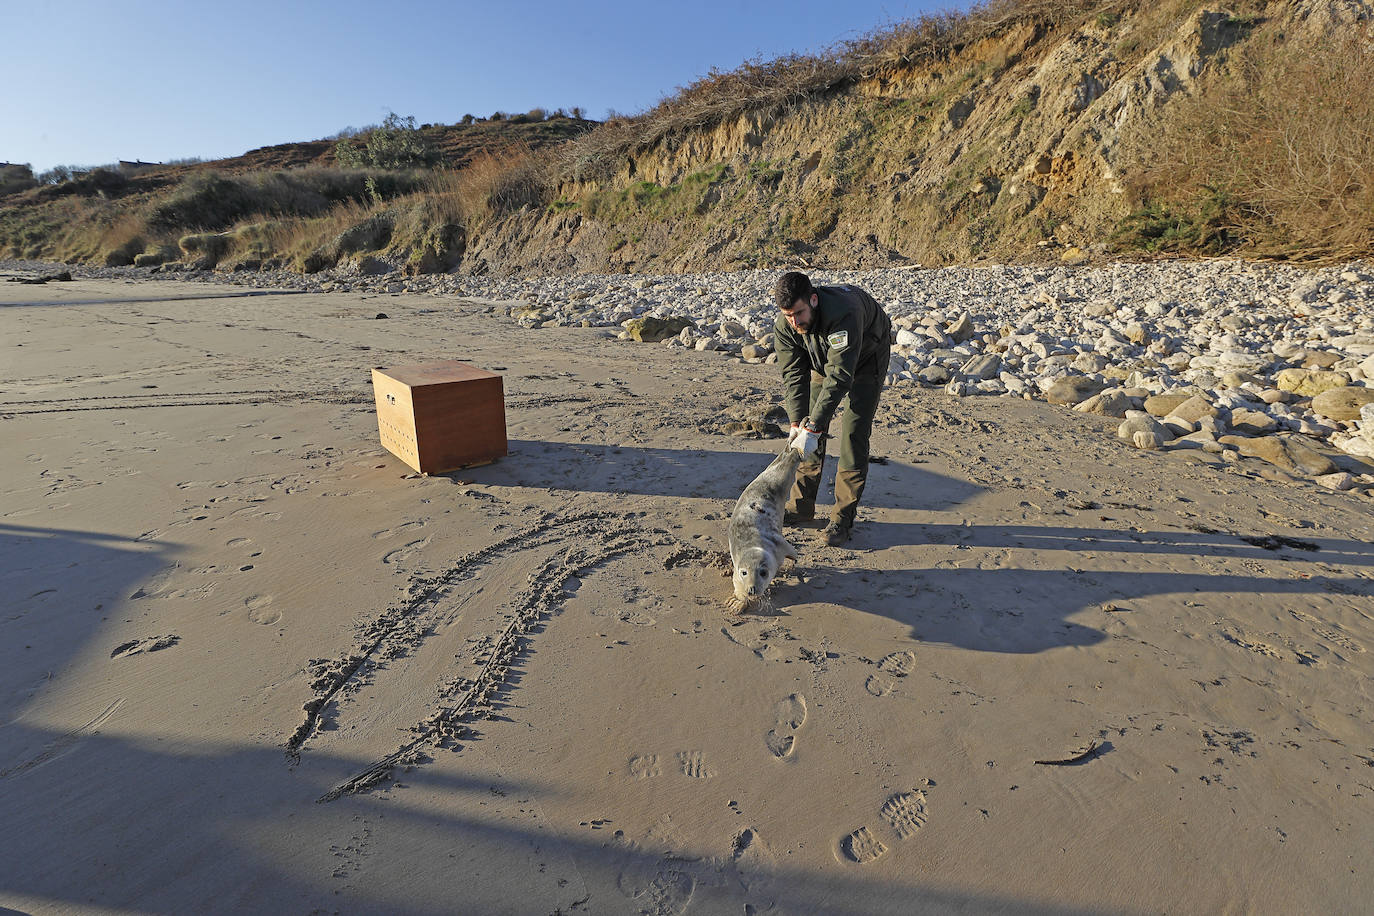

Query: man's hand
left=790, top=424, right=820, bottom=458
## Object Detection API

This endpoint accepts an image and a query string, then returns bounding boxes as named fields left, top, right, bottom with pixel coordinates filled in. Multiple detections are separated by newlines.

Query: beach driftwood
left=1034, top=741, right=1099, bottom=766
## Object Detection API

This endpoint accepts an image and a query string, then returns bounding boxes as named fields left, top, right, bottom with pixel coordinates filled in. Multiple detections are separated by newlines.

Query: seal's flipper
left=782, top=538, right=798, bottom=561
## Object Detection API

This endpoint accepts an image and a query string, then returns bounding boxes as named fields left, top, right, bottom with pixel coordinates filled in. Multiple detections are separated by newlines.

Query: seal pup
left=728, top=436, right=804, bottom=613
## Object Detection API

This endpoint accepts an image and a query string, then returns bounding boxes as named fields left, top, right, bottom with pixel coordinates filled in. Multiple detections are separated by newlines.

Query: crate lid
left=373, top=360, right=501, bottom=387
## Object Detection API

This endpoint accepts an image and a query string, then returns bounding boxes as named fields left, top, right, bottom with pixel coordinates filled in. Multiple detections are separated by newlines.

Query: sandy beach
left=3, top=273, right=1373, bottom=914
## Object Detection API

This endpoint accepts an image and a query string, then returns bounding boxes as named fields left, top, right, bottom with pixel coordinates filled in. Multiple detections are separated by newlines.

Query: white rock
left=1001, top=374, right=1029, bottom=394
left=1333, top=432, right=1374, bottom=457
left=1119, top=413, right=1173, bottom=442
left=896, top=328, right=923, bottom=347
left=1162, top=415, right=1196, bottom=436
left=1198, top=415, right=1227, bottom=436
left=1170, top=431, right=1225, bottom=453
left=1217, top=351, right=1271, bottom=372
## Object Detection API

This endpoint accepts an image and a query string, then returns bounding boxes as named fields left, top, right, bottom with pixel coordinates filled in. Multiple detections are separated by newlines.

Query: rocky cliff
left=458, top=0, right=1372, bottom=275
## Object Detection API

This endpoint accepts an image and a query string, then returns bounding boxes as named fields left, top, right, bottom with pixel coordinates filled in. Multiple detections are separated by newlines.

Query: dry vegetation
left=1124, top=23, right=1374, bottom=260
left=564, top=0, right=1109, bottom=180
left=3, top=0, right=1372, bottom=272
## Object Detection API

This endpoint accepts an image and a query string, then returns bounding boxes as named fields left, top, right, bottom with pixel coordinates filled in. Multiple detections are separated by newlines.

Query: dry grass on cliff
left=452, top=146, right=551, bottom=225
left=1128, top=25, right=1374, bottom=261
left=564, top=0, right=1110, bottom=180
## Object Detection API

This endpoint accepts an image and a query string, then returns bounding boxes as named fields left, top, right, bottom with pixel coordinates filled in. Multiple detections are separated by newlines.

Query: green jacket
left=775, top=284, right=892, bottom=429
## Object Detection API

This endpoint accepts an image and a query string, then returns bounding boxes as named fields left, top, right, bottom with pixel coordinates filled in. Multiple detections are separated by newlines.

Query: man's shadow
left=770, top=522, right=1374, bottom=654
left=463, top=440, right=986, bottom=509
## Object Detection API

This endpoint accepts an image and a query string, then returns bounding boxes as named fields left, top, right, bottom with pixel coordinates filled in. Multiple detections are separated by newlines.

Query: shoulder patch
left=827, top=330, right=849, bottom=349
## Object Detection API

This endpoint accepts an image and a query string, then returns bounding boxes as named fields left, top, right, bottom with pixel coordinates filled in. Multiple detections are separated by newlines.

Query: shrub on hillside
left=36, top=165, right=77, bottom=184
left=146, top=169, right=425, bottom=231
left=334, top=113, right=434, bottom=170
left=35, top=167, right=129, bottom=199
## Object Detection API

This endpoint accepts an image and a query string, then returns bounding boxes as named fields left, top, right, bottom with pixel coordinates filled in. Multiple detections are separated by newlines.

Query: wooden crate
left=371, top=360, right=507, bottom=474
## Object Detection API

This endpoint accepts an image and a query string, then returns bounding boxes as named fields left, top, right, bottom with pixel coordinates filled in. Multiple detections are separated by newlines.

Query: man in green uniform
left=774, top=271, right=893, bottom=547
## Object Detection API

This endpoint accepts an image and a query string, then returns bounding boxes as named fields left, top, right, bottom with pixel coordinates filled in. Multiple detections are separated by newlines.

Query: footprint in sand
left=731, top=826, right=768, bottom=865
left=879, top=651, right=916, bottom=676
left=677, top=750, right=716, bottom=779
left=730, top=827, right=780, bottom=912
left=245, top=594, right=281, bottom=625
left=129, top=563, right=180, bottom=600
left=110, top=635, right=180, bottom=659
left=226, top=537, right=252, bottom=548
left=371, top=520, right=425, bottom=540
left=1219, top=625, right=1318, bottom=665
left=612, top=832, right=696, bottom=915
left=722, top=623, right=789, bottom=662
left=1289, top=609, right=1365, bottom=654
left=836, top=787, right=931, bottom=864
left=764, top=693, right=807, bottom=758
left=837, top=826, right=888, bottom=864
left=1218, top=626, right=1284, bottom=659
left=865, top=675, right=894, bottom=697
left=866, top=650, right=917, bottom=697
left=880, top=790, right=929, bottom=839
left=164, top=582, right=218, bottom=601
left=383, top=537, right=431, bottom=566
left=628, top=754, right=662, bottom=779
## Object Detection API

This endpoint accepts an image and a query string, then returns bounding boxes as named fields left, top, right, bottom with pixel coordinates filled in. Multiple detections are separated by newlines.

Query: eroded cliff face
left=458, top=0, right=1369, bottom=275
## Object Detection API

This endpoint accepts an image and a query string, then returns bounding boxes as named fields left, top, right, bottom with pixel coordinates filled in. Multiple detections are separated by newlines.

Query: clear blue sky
left=1, top=0, right=952, bottom=173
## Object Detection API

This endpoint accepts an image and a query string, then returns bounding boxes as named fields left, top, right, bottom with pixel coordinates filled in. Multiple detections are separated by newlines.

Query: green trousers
left=789, top=347, right=888, bottom=527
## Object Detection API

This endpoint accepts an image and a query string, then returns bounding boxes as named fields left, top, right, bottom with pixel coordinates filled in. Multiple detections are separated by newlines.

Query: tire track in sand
left=288, top=509, right=705, bottom=802
left=1, top=699, right=125, bottom=779
left=285, top=510, right=615, bottom=762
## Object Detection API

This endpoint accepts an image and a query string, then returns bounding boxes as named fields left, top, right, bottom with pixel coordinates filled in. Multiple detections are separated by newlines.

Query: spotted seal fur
left=727, top=434, right=804, bottom=613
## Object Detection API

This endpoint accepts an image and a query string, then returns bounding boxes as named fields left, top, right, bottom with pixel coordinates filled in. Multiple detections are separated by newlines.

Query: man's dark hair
left=773, top=271, right=814, bottom=310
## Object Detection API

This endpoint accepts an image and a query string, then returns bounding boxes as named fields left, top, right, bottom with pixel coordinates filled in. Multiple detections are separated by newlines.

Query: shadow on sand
left=460, top=439, right=986, bottom=509
left=0, top=723, right=1112, bottom=916
left=769, top=522, right=1374, bottom=653
left=0, top=523, right=181, bottom=715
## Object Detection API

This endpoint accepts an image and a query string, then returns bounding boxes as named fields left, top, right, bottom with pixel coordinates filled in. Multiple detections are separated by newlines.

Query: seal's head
left=733, top=545, right=778, bottom=603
